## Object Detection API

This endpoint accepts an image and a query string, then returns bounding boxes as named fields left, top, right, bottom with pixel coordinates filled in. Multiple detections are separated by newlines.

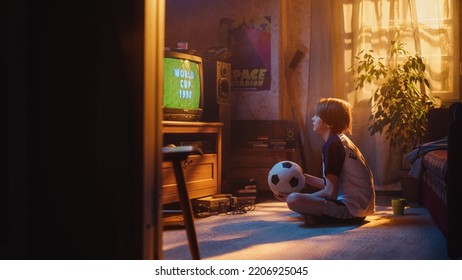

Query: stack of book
left=248, top=136, right=270, bottom=148
left=248, top=141, right=269, bottom=148
left=233, top=177, right=258, bottom=203
left=269, top=139, right=287, bottom=149
left=247, top=138, right=288, bottom=149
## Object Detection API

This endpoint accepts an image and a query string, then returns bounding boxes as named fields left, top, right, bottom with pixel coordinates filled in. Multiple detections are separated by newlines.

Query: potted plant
left=351, top=40, right=440, bottom=202
left=351, top=40, right=438, bottom=156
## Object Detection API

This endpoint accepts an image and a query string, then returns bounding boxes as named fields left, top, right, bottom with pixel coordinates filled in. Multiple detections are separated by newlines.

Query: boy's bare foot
left=273, top=192, right=288, bottom=202
left=303, top=214, right=319, bottom=226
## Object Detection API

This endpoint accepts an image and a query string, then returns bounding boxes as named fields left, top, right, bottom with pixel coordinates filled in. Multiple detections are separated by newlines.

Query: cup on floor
left=391, top=198, right=407, bottom=215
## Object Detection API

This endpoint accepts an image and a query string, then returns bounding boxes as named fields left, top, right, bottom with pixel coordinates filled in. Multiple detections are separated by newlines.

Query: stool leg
left=172, top=160, right=201, bottom=260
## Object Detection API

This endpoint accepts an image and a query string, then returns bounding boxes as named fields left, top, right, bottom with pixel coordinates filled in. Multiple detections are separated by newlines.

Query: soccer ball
left=267, top=161, right=305, bottom=196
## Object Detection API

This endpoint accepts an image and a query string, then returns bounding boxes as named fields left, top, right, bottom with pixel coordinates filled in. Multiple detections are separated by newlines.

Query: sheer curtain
left=346, top=0, right=459, bottom=189
left=352, top=0, right=459, bottom=103
left=281, top=0, right=459, bottom=190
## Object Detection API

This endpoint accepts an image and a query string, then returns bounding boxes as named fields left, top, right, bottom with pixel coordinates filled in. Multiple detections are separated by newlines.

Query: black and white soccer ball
left=267, top=161, right=305, bottom=196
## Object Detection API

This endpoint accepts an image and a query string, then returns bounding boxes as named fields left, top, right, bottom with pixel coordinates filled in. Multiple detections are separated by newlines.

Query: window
left=352, top=0, right=459, bottom=102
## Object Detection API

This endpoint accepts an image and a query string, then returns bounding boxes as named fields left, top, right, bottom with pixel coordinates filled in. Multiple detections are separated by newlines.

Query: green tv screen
left=164, top=57, right=201, bottom=110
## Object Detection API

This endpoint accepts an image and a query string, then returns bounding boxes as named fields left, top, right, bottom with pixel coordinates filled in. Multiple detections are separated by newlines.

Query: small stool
left=162, top=145, right=203, bottom=260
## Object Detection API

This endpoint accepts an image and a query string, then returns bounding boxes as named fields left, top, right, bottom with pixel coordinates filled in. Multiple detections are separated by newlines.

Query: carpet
left=162, top=197, right=448, bottom=260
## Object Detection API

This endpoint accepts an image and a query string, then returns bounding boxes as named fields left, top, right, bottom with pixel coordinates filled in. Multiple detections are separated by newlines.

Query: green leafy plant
left=351, top=40, right=437, bottom=155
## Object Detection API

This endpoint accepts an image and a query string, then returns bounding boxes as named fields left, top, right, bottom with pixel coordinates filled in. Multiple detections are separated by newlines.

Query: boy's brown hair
left=315, top=98, right=353, bottom=134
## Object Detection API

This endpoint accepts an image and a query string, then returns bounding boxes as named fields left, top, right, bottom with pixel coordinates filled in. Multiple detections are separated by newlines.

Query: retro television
left=163, top=50, right=204, bottom=121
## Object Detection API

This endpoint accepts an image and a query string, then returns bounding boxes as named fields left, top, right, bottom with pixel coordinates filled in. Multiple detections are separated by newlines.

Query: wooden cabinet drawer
left=161, top=154, right=218, bottom=204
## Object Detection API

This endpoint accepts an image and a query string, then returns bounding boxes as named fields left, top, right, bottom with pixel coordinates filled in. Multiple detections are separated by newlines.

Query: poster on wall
left=219, top=16, right=271, bottom=91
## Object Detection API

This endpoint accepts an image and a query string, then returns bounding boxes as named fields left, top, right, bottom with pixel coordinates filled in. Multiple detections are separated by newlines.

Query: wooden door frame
left=143, top=0, right=165, bottom=260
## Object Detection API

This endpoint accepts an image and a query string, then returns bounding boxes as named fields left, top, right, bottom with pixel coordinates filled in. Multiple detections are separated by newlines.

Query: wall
left=165, top=0, right=279, bottom=120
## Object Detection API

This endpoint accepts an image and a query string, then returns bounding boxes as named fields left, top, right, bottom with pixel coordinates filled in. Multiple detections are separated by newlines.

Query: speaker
left=272, top=120, right=297, bottom=149
left=202, top=60, right=231, bottom=121
left=202, top=60, right=232, bottom=193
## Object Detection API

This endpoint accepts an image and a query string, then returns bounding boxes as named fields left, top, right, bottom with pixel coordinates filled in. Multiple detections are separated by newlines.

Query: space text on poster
left=220, top=16, right=271, bottom=91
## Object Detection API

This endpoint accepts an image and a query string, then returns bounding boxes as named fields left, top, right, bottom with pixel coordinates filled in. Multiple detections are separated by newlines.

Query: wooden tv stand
left=161, top=121, right=223, bottom=204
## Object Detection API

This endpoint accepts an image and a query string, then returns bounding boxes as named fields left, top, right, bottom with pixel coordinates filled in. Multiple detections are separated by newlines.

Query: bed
left=407, top=103, right=462, bottom=259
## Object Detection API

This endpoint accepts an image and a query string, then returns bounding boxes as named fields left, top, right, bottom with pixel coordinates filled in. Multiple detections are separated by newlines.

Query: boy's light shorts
left=323, top=199, right=357, bottom=220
